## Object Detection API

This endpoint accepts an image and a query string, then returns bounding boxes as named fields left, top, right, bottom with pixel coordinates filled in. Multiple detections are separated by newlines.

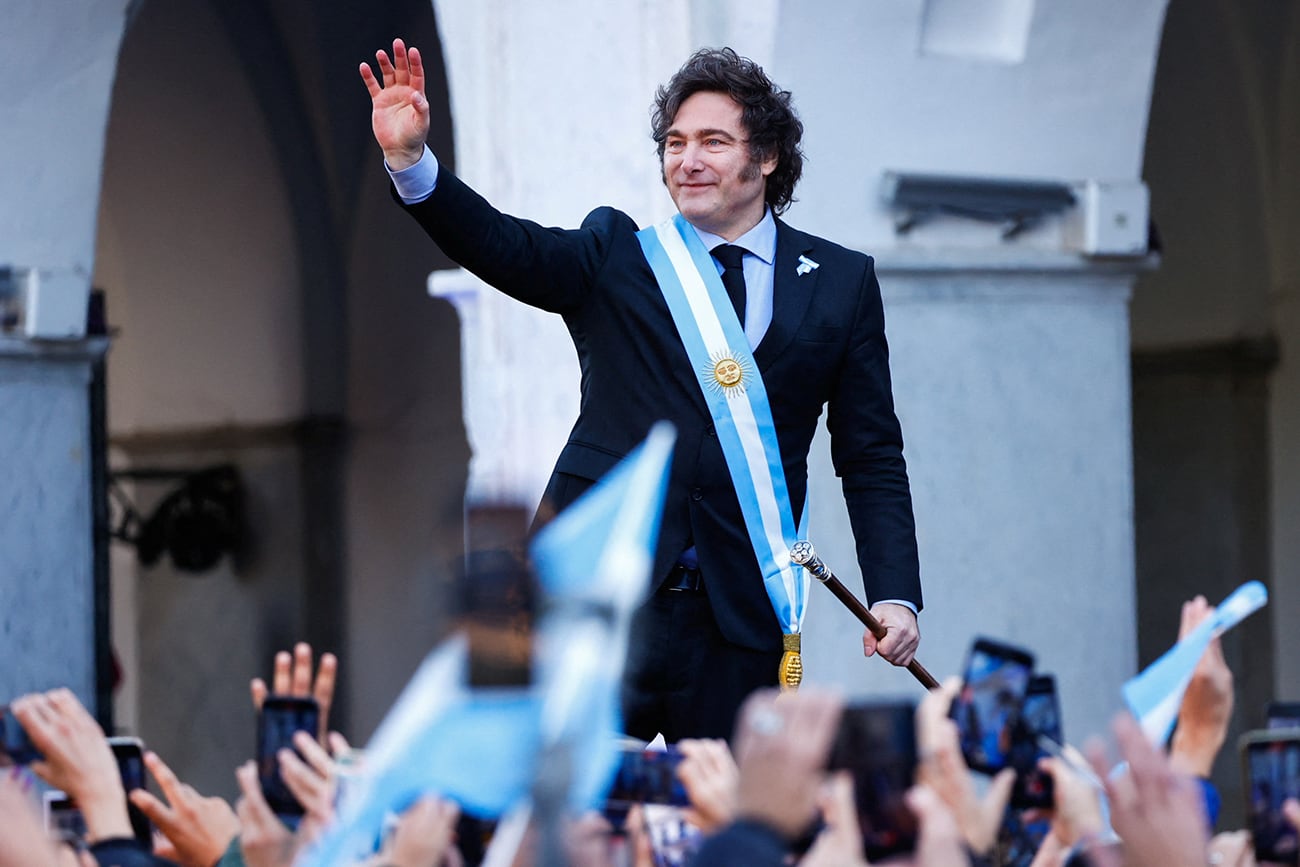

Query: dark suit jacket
left=402, top=165, right=921, bottom=651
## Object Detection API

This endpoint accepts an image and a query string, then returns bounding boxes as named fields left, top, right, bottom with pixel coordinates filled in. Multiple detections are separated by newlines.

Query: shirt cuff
left=871, top=598, right=918, bottom=615
left=387, top=144, right=438, bottom=204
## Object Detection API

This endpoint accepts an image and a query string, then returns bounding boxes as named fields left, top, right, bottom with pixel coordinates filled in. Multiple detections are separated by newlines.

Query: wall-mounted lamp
left=109, top=465, right=245, bottom=573
left=882, top=171, right=1077, bottom=239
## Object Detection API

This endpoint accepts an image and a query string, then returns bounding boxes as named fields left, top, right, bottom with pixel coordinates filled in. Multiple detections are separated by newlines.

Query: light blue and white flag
left=530, top=421, right=676, bottom=810
left=300, top=424, right=675, bottom=867
left=1122, top=580, right=1268, bottom=745
left=297, top=636, right=540, bottom=867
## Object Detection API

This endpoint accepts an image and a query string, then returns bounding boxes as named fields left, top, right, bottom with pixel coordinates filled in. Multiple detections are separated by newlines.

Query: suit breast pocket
left=796, top=324, right=841, bottom=345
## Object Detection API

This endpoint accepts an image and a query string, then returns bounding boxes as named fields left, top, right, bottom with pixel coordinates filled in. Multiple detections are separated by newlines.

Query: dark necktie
left=711, top=244, right=748, bottom=325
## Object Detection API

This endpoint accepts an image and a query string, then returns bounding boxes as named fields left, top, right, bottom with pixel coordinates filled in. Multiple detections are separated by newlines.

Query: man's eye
left=666, top=141, right=685, bottom=152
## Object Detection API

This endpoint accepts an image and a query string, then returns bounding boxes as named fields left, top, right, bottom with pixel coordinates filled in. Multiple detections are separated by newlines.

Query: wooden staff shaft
left=790, top=542, right=940, bottom=691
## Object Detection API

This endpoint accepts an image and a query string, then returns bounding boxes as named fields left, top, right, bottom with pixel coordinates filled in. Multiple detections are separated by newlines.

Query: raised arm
left=359, top=38, right=430, bottom=170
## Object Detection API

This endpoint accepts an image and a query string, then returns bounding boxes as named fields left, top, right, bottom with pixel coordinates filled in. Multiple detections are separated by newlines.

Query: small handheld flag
left=1122, top=581, right=1268, bottom=745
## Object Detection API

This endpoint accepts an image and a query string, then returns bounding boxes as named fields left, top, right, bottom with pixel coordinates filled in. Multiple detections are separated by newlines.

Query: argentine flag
left=1122, top=581, right=1268, bottom=745
left=298, top=423, right=675, bottom=867
left=530, top=421, right=676, bottom=810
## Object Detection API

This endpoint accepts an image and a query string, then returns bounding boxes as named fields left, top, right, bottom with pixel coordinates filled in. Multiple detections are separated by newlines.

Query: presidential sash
left=637, top=214, right=809, bottom=689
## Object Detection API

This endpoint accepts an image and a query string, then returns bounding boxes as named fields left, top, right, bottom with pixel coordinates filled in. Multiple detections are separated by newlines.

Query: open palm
left=359, top=38, right=429, bottom=169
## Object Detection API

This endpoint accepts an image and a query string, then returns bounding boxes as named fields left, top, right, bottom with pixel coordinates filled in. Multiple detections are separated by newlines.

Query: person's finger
left=47, top=689, right=94, bottom=727
left=292, top=730, right=334, bottom=780
left=376, top=50, right=397, bottom=88
left=10, top=695, right=52, bottom=750
left=392, top=38, right=410, bottom=87
left=291, top=643, right=313, bottom=697
left=915, top=677, right=960, bottom=755
left=1113, top=713, right=1172, bottom=806
left=313, top=653, right=337, bottom=738
left=862, top=628, right=878, bottom=658
left=249, top=677, right=268, bottom=712
left=819, top=771, right=858, bottom=831
left=234, top=761, right=278, bottom=828
left=981, top=767, right=1016, bottom=833
left=1283, top=796, right=1300, bottom=829
left=359, top=61, right=382, bottom=98
left=141, top=751, right=183, bottom=804
left=128, top=788, right=177, bottom=830
left=152, top=833, right=181, bottom=863
left=278, top=749, right=331, bottom=817
left=271, top=651, right=292, bottom=696
left=327, top=731, right=352, bottom=758
left=409, top=45, right=426, bottom=96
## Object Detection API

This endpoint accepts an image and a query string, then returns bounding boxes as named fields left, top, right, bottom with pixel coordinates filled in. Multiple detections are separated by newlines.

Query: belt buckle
left=667, top=564, right=702, bottom=593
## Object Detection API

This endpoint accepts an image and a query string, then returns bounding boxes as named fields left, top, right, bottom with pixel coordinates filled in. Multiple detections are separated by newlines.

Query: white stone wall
left=0, top=0, right=129, bottom=715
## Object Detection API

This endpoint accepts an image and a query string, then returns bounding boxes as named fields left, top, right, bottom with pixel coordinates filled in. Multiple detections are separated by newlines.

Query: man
left=360, top=40, right=922, bottom=741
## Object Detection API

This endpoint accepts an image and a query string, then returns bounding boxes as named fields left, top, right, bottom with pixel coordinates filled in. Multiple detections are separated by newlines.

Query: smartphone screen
left=951, top=638, right=1035, bottom=774
left=642, top=804, right=704, bottom=867
left=604, top=747, right=689, bottom=811
left=108, top=737, right=152, bottom=848
left=1008, top=675, right=1062, bottom=809
left=1268, top=702, right=1300, bottom=730
left=1, top=705, right=42, bottom=765
left=1242, top=729, right=1300, bottom=865
left=258, top=696, right=320, bottom=818
left=44, top=791, right=87, bottom=850
left=827, top=700, right=918, bottom=862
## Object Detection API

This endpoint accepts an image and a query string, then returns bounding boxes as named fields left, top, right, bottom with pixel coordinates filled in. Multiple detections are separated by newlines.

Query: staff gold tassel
left=778, top=633, right=802, bottom=690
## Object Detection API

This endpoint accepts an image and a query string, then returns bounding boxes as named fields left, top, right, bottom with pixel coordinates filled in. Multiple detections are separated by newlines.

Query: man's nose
left=679, top=142, right=705, bottom=171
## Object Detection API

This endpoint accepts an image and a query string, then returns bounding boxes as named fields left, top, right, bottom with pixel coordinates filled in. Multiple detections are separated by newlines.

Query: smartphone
left=1, top=704, right=42, bottom=764
left=827, top=700, right=919, bottom=862
left=108, top=736, right=152, bottom=848
left=642, top=803, right=705, bottom=867
left=1008, top=675, right=1062, bottom=809
left=43, top=790, right=87, bottom=850
left=951, top=638, right=1035, bottom=774
left=1268, top=702, right=1300, bottom=730
left=258, top=695, right=321, bottom=818
left=1240, top=728, right=1300, bottom=865
left=604, top=746, right=689, bottom=810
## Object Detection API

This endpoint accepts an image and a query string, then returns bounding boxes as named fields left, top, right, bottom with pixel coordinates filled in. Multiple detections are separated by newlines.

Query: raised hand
left=731, top=687, right=843, bottom=841
left=12, top=689, right=133, bottom=845
left=249, top=641, right=338, bottom=743
left=359, top=38, right=431, bottom=170
left=129, top=750, right=239, bottom=867
left=798, top=771, right=867, bottom=867
left=0, top=773, right=90, bottom=867
left=675, top=738, right=738, bottom=833
left=913, top=677, right=1015, bottom=856
left=369, top=795, right=460, bottom=867
left=1087, top=712, right=1209, bottom=867
left=1169, top=595, right=1234, bottom=778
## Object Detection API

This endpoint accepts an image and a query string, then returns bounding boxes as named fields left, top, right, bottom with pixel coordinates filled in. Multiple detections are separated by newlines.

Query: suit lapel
left=754, top=220, right=817, bottom=370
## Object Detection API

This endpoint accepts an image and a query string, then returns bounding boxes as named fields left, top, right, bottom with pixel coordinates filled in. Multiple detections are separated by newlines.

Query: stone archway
left=94, top=0, right=460, bottom=796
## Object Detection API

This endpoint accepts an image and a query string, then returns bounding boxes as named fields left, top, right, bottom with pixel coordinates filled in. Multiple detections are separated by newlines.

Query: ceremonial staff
left=790, top=541, right=940, bottom=690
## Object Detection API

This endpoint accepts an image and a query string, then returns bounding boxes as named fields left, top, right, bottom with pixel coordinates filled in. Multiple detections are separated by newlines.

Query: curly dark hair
left=651, top=47, right=804, bottom=215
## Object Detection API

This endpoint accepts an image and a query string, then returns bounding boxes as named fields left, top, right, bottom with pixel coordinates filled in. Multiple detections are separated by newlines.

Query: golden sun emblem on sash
left=703, top=350, right=753, bottom=397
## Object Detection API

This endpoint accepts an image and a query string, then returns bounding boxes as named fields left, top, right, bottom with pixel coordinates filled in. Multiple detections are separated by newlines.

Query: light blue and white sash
left=637, top=214, right=808, bottom=636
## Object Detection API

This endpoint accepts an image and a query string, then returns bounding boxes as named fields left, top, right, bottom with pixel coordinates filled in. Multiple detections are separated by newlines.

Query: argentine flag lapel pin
left=796, top=255, right=820, bottom=276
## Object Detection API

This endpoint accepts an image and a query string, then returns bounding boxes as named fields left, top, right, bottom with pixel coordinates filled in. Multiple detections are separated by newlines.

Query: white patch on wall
left=918, top=0, right=1036, bottom=64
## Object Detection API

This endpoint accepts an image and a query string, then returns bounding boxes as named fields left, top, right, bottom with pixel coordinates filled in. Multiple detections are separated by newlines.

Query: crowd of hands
left=2, top=596, right=1298, bottom=867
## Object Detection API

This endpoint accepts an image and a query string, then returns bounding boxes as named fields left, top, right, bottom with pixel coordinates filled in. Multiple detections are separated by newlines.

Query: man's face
left=663, top=91, right=776, bottom=240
